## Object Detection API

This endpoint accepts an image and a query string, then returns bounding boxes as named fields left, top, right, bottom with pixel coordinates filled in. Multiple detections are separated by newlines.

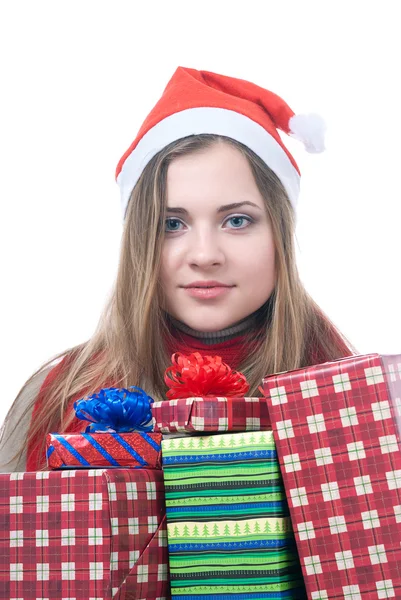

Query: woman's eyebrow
left=165, top=201, right=262, bottom=215
left=218, top=201, right=262, bottom=212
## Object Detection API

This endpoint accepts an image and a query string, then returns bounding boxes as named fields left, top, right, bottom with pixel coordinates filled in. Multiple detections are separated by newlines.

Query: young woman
left=0, top=66, right=356, bottom=472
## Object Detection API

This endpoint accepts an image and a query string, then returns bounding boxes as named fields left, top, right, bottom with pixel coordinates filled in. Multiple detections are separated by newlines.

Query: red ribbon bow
left=164, top=352, right=250, bottom=399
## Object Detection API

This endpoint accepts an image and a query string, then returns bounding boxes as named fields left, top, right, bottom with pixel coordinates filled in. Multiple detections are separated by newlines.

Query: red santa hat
left=116, top=66, right=325, bottom=219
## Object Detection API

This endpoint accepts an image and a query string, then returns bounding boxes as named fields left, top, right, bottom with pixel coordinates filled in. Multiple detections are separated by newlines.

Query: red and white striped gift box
left=0, top=468, right=169, bottom=599
left=263, top=353, right=401, bottom=600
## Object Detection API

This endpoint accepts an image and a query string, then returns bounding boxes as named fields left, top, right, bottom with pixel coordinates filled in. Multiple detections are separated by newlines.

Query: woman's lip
left=184, top=282, right=233, bottom=288
left=184, top=286, right=233, bottom=299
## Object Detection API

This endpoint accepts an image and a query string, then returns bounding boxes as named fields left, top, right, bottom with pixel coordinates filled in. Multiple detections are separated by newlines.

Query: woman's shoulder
left=0, top=364, right=54, bottom=472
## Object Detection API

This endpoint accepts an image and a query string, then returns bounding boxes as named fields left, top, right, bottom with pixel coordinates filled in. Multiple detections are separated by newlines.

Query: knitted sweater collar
left=165, top=298, right=273, bottom=369
left=166, top=296, right=273, bottom=345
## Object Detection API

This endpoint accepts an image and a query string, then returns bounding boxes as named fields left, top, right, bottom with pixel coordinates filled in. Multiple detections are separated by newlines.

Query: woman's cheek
left=161, top=240, right=185, bottom=281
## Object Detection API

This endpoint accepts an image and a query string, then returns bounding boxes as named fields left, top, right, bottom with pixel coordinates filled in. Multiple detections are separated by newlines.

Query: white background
left=1, top=1, right=400, bottom=425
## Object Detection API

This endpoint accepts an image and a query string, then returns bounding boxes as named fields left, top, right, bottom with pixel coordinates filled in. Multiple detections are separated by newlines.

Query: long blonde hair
left=3, top=134, right=357, bottom=467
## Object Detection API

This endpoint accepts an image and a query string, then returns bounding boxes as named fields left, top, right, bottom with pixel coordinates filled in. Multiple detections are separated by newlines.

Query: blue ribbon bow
left=74, top=386, right=154, bottom=433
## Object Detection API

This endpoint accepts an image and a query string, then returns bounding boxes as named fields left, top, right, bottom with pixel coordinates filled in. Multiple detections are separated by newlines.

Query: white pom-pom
left=288, top=113, right=326, bottom=153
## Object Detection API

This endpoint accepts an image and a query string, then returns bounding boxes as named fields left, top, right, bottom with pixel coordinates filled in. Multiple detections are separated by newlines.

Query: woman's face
left=160, top=142, right=276, bottom=331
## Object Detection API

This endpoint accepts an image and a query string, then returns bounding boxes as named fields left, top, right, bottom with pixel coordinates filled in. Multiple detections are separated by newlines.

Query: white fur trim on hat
left=289, top=113, right=326, bottom=153
left=117, top=107, right=301, bottom=220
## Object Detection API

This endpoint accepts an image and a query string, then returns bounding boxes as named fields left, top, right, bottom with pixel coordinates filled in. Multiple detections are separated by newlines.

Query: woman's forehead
left=166, top=143, right=264, bottom=209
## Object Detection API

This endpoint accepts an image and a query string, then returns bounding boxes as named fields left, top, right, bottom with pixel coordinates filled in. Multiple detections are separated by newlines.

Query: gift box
left=0, top=468, right=170, bottom=599
left=155, top=352, right=270, bottom=434
left=162, top=430, right=306, bottom=598
left=152, top=396, right=270, bottom=433
left=46, top=431, right=162, bottom=469
left=263, top=353, right=401, bottom=599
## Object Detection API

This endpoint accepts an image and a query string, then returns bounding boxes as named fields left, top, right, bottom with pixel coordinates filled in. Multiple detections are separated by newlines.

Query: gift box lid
left=152, top=396, right=270, bottom=433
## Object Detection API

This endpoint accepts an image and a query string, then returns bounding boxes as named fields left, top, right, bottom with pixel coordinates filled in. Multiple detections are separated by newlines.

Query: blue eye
left=225, top=215, right=253, bottom=229
left=165, top=218, right=184, bottom=232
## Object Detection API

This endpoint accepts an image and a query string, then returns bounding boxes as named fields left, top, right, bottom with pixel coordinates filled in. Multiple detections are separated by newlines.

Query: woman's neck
left=166, top=297, right=273, bottom=345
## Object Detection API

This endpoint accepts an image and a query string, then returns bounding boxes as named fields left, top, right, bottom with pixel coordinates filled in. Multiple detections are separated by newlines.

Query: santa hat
left=116, top=66, right=325, bottom=219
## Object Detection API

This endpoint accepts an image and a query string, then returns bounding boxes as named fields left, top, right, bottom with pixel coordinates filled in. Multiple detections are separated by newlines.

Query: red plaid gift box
left=152, top=396, right=270, bottom=433
left=0, top=468, right=170, bottom=599
left=263, top=353, right=401, bottom=600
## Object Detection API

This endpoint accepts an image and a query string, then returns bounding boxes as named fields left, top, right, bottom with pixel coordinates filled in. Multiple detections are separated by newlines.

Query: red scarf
left=26, top=332, right=256, bottom=471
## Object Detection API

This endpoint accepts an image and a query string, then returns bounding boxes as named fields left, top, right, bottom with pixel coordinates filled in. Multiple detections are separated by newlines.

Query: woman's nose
left=186, top=230, right=225, bottom=268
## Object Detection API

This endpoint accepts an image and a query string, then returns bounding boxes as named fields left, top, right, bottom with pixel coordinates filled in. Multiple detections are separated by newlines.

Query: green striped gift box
left=162, top=430, right=306, bottom=599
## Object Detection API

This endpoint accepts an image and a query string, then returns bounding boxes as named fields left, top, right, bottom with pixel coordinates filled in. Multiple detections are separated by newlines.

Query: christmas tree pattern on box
left=162, top=430, right=306, bottom=598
